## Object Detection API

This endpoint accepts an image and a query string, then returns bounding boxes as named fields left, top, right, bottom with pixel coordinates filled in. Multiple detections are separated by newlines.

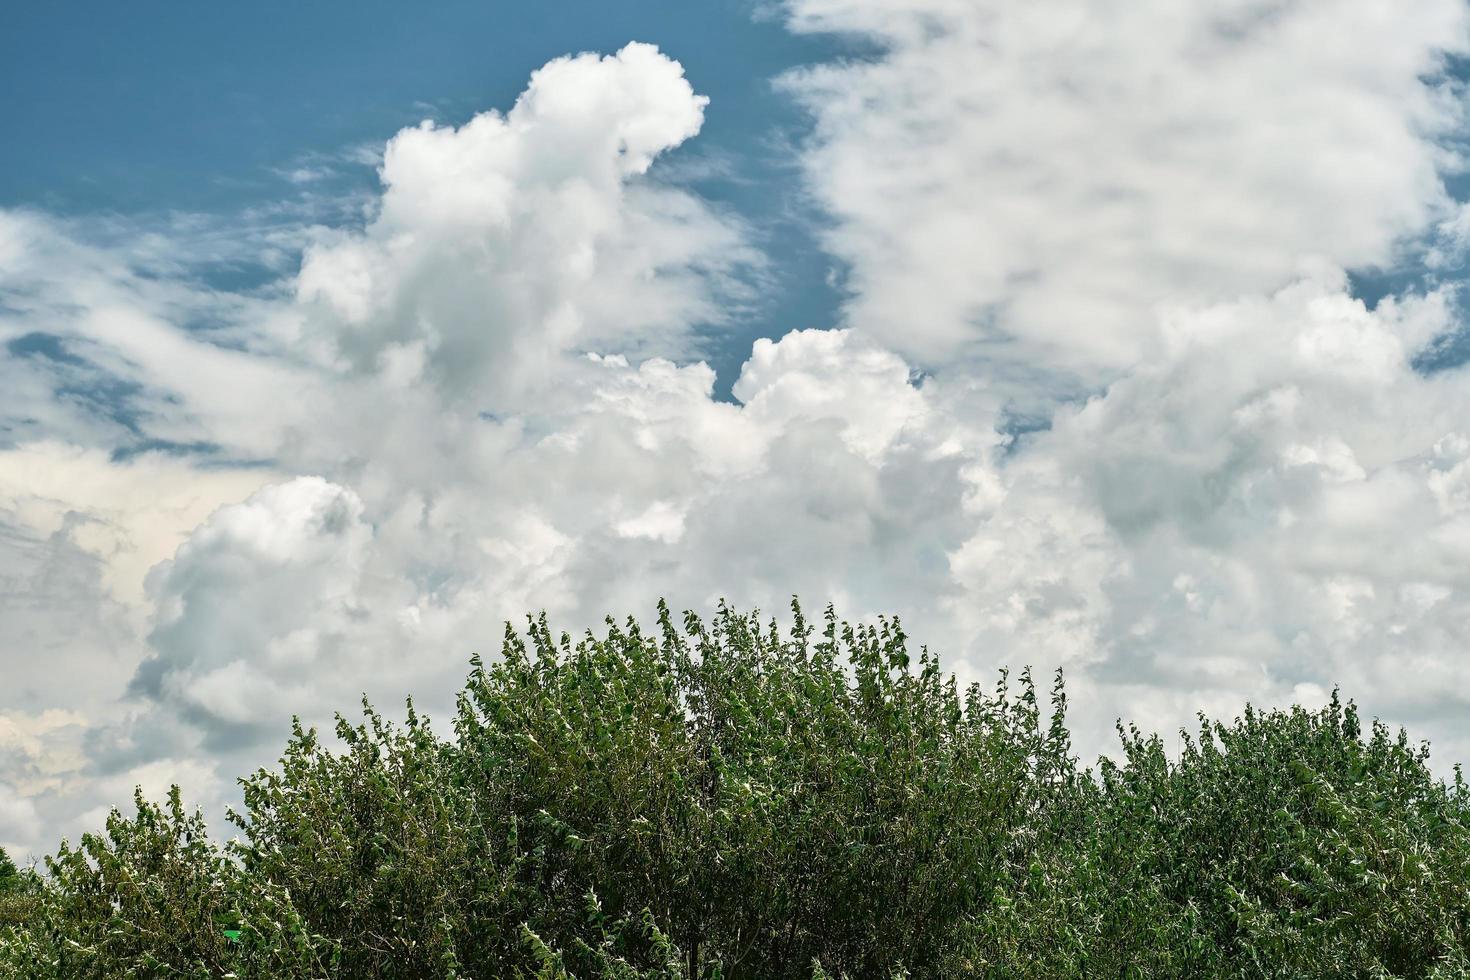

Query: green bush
left=2, top=601, right=1467, bottom=978
left=0, top=849, right=40, bottom=937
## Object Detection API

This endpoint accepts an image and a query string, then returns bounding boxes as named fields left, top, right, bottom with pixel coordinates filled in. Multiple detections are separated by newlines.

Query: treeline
left=3, top=602, right=1469, bottom=978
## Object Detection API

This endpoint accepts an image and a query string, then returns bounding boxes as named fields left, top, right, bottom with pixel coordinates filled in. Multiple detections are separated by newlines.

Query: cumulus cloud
left=781, top=0, right=1470, bottom=386
left=0, top=445, right=277, bottom=848
left=941, top=274, right=1470, bottom=752
left=135, top=478, right=374, bottom=739
left=755, top=0, right=1470, bottom=755
left=296, top=42, right=757, bottom=407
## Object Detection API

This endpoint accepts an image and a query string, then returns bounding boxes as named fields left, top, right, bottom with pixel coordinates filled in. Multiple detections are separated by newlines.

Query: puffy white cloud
left=136, top=478, right=375, bottom=737
left=296, top=42, right=757, bottom=407
left=758, top=0, right=1470, bottom=757
left=936, top=273, right=1470, bottom=750
left=0, top=445, right=277, bottom=851
left=780, top=0, right=1470, bottom=385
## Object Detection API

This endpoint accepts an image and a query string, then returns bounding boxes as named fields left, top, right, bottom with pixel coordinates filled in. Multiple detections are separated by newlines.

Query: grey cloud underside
left=3, top=12, right=1470, bottom=857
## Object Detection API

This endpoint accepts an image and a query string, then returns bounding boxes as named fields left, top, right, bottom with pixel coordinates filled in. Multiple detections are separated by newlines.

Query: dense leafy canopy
left=2, top=601, right=1468, bottom=978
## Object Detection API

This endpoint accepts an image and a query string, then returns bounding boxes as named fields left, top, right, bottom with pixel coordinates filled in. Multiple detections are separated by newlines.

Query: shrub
left=3, top=601, right=1466, bottom=978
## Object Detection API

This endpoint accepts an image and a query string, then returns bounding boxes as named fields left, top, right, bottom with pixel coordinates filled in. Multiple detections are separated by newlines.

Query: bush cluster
left=3, top=601, right=1469, bottom=978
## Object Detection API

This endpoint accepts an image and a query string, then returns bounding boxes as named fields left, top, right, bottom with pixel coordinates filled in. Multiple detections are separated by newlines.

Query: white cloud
left=0, top=210, right=318, bottom=458
left=138, top=477, right=374, bottom=736
left=296, top=42, right=757, bottom=407
left=0, top=443, right=276, bottom=613
left=615, top=500, right=688, bottom=543
left=0, top=782, right=42, bottom=862
left=780, top=0, right=1470, bottom=386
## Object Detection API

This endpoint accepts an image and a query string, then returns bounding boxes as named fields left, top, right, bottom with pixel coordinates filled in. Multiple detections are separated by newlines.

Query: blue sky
left=6, top=0, right=1470, bottom=858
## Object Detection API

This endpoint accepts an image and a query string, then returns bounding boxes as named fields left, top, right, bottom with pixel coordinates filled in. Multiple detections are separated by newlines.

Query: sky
left=5, top=0, right=1470, bottom=858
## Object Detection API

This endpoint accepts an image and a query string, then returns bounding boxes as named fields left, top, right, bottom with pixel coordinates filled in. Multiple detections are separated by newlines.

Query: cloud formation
left=296, top=41, right=755, bottom=406
left=782, top=0, right=1469, bottom=386
left=4, top=16, right=1470, bottom=859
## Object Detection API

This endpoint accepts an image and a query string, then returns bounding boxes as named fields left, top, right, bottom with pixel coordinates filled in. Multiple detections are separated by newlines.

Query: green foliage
left=0, top=849, right=40, bottom=937
left=3, top=600, right=1469, bottom=978
left=0, top=787, right=329, bottom=979
left=0, top=850, right=18, bottom=894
